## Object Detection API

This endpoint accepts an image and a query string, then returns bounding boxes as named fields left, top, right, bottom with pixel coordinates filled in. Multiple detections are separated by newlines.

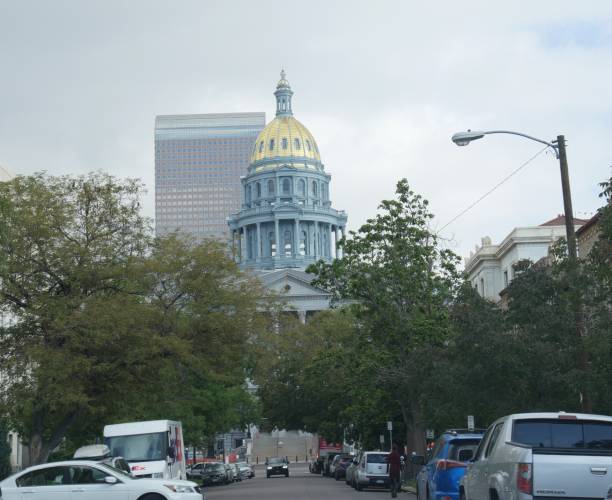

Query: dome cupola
left=250, top=71, right=322, bottom=171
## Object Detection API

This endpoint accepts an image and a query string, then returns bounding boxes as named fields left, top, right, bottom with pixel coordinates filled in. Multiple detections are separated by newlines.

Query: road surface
left=204, top=463, right=417, bottom=499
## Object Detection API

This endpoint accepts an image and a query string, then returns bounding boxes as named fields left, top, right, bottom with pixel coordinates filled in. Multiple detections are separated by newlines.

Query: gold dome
left=250, top=115, right=321, bottom=166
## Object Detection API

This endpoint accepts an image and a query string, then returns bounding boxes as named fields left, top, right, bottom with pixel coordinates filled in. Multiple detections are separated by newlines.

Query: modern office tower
left=155, top=113, right=266, bottom=240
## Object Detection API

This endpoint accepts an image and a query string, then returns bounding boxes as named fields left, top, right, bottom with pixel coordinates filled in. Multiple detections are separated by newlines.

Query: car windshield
left=340, top=456, right=353, bottom=463
left=366, top=453, right=388, bottom=463
left=448, top=439, right=481, bottom=461
left=105, top=432, right=168, bottom=462
left=98, top=463, right=133, bottom=479
left=207, top=464, right=225, bottom=472
left=268, top=458, right=285, bottom=464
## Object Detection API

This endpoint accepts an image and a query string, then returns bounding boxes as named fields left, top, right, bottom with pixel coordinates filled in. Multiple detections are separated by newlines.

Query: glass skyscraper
left=155, top=113, right=266, bottom=240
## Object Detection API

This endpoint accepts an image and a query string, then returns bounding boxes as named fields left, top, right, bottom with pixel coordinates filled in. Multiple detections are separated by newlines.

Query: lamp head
left=452, top=130, right=485, bottom=146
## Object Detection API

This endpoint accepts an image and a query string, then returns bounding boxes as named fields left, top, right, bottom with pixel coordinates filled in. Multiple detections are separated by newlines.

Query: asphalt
left=203, top=463, right=417, bottom=500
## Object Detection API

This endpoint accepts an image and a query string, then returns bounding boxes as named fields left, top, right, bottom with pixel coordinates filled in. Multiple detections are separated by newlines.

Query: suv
left=353, top=451, right=390, bottom=491
left=266, top=457, right=289, bottom=478
left=461, top=412, right=612, bottom=499
left=412, top=429, right=484, bottom=500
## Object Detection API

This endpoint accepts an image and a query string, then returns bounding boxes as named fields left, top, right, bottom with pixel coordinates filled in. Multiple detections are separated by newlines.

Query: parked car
left=309, top=456, right=324, bottom=474
left=321, top=452, right=339, bottom=476
left=353, top=451, right=390, bottom=491
left=332, top=455, right=355, bottom=480
left=201, top=462, right=228, bottom=486
left=236, top=461, right=253, bottom=479
left=412, top=429, right=484, bottom=500
left=461, top=412, right=612, bottom=500
left=329, top=453, right=350, bottom=477
left=0, top=460, right=203, bottom=500
left=230, top=463, right=241, bottom=481
left=266, top=456, right=289, bottom=478
left=186, top=461, right=206, bottom=481
left=345, top=454, right=361, bottom=486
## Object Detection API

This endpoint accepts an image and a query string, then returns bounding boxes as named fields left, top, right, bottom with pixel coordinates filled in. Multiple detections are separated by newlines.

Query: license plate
left=376, top=479, right=384, bottom=484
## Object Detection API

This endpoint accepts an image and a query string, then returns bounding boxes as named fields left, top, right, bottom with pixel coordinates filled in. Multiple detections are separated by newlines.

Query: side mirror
left=104, top=476, right=118, bottom=485
left=167, top=447, right=176, bottom=459
left=353, top=458, right=359, bottom=464
left=410, top=455, right=425, bottom=465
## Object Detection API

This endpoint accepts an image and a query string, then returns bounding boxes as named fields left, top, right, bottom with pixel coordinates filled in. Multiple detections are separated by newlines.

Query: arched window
left=258, top=141, right=264, bottom=153
left=305, top=139, right=312, bottom=151
left=246, top=185, right=252, bottom=202
left=298, top=179, right=306, bottom=196
left=294, top=138, right=301, bottom=150
left=269, top=231, right=276, bottom=257
left=267, top=179, right=275, bottom=196
left=269, top=138, right=275, bottom=151
left=281, top=137, right=288, bottom=150
left=322, top=183, right=327, bottom=200
left=256, top=183, right=261, bottom=198
left=284, top=229, right=292, bottom=257
left=312, top=181, right=318, bottom=197
left=282, top=178, right=291, bottom=194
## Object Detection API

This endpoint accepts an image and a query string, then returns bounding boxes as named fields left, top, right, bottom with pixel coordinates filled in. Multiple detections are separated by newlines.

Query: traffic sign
left=379, top=434, right=385, bottom=444
left=426, top=429, right=434, bottom=439
left=467, top=415, right=475, bottom=431
left=387, top=421, right=393, bottom=431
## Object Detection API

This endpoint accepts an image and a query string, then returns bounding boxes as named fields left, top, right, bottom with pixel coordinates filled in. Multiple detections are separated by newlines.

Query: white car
left=0, top=459, right=204, bottom=499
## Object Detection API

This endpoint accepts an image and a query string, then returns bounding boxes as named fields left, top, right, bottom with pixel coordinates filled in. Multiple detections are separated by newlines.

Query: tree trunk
left=27, top=410, right=80, bottom=465
left=409, top=400, right=426, bottom=456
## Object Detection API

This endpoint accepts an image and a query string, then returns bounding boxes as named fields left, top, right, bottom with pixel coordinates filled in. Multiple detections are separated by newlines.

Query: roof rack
left=443, top=428, right=486, bottom=435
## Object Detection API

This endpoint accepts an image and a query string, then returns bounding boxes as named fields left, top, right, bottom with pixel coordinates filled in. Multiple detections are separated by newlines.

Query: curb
left=401, top=485, right=417, bottom=494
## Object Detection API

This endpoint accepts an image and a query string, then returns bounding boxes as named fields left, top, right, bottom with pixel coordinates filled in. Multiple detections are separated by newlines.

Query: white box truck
left=104, top=420, right=186, bottom=480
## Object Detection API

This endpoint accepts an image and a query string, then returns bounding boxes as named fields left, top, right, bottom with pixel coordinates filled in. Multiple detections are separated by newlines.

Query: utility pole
left=556, top=135, right=591, bottom=413
left=556, top=135, right=577, bottom=260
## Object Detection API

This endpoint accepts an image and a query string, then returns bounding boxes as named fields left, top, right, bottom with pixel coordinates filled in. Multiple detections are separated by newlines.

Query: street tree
left=308, top=179, right=461, bottom=453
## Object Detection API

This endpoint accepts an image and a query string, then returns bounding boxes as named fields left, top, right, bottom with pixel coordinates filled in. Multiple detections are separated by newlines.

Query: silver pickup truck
left=460, top=412, right=612, bottom=499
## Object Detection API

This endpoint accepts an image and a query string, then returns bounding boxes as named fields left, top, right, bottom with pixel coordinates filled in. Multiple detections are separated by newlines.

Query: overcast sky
left=1, top=0, right=610, bottom=262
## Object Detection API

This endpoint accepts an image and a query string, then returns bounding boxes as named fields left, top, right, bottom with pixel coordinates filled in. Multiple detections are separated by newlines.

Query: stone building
left=228, top=72, right=348, bottom=320
left=464, top=215, right=587, bottom=302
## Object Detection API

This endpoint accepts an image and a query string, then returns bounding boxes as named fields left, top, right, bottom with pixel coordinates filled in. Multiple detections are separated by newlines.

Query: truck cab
left=103, top=420, right=186, bottom=480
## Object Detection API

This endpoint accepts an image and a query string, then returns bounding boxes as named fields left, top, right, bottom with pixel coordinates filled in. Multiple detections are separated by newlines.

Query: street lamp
left=451, top=128, right=590, bottom=413
left=451, top=129, right=577, bottom=260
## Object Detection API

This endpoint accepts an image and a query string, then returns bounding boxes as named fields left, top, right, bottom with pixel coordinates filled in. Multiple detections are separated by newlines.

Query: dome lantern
left=274, top=69, right=293, bottom=117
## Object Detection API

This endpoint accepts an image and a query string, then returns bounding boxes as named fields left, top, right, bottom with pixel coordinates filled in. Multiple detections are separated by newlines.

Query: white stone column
left=294, top=219, right=300, bottom=258
left=328, top=224, right=333, bottom=257
left=256, top=222, right=261, bottom=261
left=334, top=225, right=340, bottom=259
left=298, top=310, right=307, bottom=324
left=274, top=219, right=280, bottom=258
left=314, top=221, right=319, bottom=259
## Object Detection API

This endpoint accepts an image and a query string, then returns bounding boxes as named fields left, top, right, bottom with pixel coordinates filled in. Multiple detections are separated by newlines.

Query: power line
left=438, top=145, right=549, bottom=233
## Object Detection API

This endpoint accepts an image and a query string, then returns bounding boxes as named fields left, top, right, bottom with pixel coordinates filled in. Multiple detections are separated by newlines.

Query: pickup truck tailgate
left=533, top=453, right=612, bottom=498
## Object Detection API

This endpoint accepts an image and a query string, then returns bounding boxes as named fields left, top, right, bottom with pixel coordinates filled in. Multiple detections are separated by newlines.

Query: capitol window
left=269, top=138, right=275, bottom=151
left=305, top=139, right=312, bottom=151
left=258, top=141, right=264, bottom=153
left=294, top=138, right=301, bottom=149
left=267, top=179, right=275, bottom=196
left=282, top=178, right=291, bottom=194
left=282, top=138, right=288, bottom=150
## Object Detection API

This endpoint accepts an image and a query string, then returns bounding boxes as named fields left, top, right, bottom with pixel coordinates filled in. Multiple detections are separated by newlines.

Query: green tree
left=0, top=173, right=267, bottom=464
left=308, top=179, right=461, bottom=453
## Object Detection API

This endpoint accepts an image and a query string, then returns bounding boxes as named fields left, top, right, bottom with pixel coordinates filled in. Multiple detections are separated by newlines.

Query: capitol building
left=228, top=72, right=348, bottom=321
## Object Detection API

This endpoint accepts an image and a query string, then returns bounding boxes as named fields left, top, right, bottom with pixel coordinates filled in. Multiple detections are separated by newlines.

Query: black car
left=266, top=457, right=289, bottom=478
left=332, top=455, right=354, bottom=480
left=202, top=463, right=229, bottom=485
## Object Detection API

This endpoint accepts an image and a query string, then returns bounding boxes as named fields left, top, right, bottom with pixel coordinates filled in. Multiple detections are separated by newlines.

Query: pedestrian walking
left=386, top=444, right=402, bottom=498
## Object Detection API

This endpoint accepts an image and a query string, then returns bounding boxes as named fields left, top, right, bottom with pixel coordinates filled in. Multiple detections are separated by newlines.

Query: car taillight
left=517, top=463, right=532, bottom=494
left=436, top=459, right=466, bottom=471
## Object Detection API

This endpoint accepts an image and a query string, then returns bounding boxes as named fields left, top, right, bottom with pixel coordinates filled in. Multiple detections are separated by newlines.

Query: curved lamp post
left=451, top=129, right=577, bottom=260
left=452, top=129, right=591, bottom=412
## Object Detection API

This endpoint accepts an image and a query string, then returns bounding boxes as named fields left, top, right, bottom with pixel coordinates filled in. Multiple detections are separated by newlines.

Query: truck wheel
left=356, top=481, right=363, bottom=491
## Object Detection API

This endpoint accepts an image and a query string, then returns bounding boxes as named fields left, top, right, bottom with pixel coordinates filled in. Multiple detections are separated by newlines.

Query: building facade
left=155, top=113, right=265, bottom=240
left=228, top=72, right=347, bottom=271
left=464, top=215, right=586, bottom=302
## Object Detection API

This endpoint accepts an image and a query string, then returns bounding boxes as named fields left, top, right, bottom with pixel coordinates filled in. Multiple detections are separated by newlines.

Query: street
left=204, top=464, right=416, bottom=500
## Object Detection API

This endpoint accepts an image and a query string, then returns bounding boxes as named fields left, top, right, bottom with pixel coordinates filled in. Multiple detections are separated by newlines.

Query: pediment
left=260, top=271, right=330, bottom=298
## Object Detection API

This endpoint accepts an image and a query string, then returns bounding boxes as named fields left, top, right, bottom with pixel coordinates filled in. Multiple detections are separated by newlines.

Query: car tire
left=335, top=471, right=340, bottom=481
left=356, top=481, right=363, bottom=491
left=138, top=495, right=165, bottom=500
left=459, top=489, right=467, bottom=500
left=267, top=474, right=270, bottom=479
